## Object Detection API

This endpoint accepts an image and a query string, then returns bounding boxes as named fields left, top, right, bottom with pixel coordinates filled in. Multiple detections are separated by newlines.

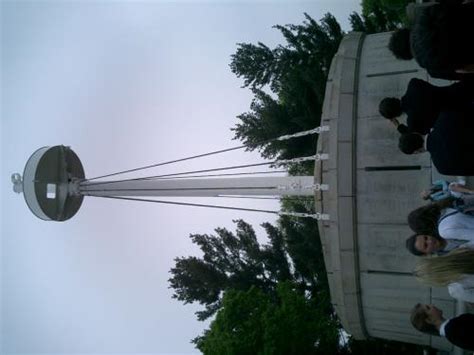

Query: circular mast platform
left=13, top=145, right=85, bottom=221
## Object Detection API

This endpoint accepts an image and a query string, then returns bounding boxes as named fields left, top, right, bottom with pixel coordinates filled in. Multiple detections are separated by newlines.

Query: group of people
left=378, top=0, right=474, bottom=351
left=403, top=184, right=474, bottom=351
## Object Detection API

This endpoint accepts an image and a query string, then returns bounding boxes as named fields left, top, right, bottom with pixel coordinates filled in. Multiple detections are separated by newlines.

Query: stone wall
left=315, top=32, right=460, bottom=351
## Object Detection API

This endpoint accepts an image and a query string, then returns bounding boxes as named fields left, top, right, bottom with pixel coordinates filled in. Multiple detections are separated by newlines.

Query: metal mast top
left=12, top=145, right=324, bottom=221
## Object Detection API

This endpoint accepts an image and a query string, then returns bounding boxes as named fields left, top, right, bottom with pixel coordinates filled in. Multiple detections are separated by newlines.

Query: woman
left=415, top=248, right=474, bottom=302
left=408, top=198, right=474, bottom=245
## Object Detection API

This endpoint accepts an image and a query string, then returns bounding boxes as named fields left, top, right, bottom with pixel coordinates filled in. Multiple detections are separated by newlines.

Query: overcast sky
left=1, top=1, right=360, bottom=354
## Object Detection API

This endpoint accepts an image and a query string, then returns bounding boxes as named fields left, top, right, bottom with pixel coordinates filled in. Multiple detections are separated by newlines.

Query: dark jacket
left=445, top=314, right=474, bottom=351
left=427, top=110, right=474, bottom=176
left=402, top=78, right=474, bottom=135
left=411, top=1, right=474, bottom=75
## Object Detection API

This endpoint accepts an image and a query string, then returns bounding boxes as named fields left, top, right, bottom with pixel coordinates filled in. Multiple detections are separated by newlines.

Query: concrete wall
left=316, top=31, right=462, bottom=351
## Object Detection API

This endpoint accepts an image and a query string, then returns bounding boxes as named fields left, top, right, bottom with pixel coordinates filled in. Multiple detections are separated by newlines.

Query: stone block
left=333, top=303, right=350, bottom=329
left=359, top=33, right=421, bottom=77
left=360, top=273, right=430, bottom=302
left=357, top=224, right=416, bottom=273
left=328, top=272, right=344, bottom=306
left=321, top=81, right=338, bottom=120
left=343, top=298, right=364, bottom=325
left=338, top=58, right=357, bottom=93
left=337, top=94, right=355, bottom=141
left=355, top=118, right=430, bottom=167
left=326, top=123, right=338, bottom=172
left=330, top=234, right=341, bottom=272
left=340, top=251, right=358, bottom=291
left=345, top=321, right=367, bottom=339
left=356, top=169, right=431, bottom=224
left=337, top=32, right=363, bottom=60
left=322, top=169, right=338, bottom=202
left=326, top=55, right=338, bottom=82
left=334, top=303, right=365, bottom=338
left=337, top=142, right=353, bottom=196
left=338, top=197, right=355, bottom=251
left=431, top=286, right=452, bottom=301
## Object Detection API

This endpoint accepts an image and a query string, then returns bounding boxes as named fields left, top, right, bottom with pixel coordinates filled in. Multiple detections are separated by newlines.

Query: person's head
left=410, top=303, right=443, bottom=336
left=406, top=234, right=444, bottom=256
left=407, top=203, right=443, bottom=236
left=399, top=133, right=425, bottom=154
left=414, top=248, right=474, bottom=286
left=389, top=28, right=413, bottom=60
left=379, top=97, right=403, bottom=119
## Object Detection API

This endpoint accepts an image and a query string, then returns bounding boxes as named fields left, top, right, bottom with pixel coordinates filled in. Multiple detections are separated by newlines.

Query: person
left=420, top=180, right=473, bottom=201
left=411, top=303, right=474, bottom=351
left=406, top=199, right=474, bottom=256
left=398, top=110, right=474, bottom=176
left=414, top=248, right=474, bottom=302
left=379, top=78, right=474, bottom=135
left=389, top=1, right=474, bottom=80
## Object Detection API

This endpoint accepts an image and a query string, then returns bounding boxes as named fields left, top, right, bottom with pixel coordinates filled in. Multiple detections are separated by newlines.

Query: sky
left=1, top=1, right=360, bottom=354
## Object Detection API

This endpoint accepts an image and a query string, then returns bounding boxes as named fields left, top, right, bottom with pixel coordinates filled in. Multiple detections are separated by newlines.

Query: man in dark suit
left=411, top=303, right=474, bottom=351
left=388, top=0, right=474, bottom=80
left=379, top=78, right=474, bottom=135
left=398, top=109, right=474, bottom=176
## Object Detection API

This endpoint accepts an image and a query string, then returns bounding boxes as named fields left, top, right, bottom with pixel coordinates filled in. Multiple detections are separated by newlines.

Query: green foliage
left=168, top=219, right=293, bottom=320
left=349, top=0, right=412, bottom=33
left=230, top=13, right=343, bottom=171
left=279, top=197, right=329, bottom=298
left=195, top=282, right=340, bottom=355
left=343, top=337, right=424, bottom=355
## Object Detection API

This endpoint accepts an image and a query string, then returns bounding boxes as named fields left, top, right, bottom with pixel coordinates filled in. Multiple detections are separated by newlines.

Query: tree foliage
left=230, top=13, right=343, bottom=172
left=169, top=219, right=293, bottom=320
left=350, top=0, right=413, bottom=33
left=194, top=282, right=340, bottom=355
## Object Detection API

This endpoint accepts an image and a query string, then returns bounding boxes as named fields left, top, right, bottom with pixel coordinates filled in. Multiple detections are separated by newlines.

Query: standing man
left=379, top=78, right=474, bottom=135
left=398, top=109, right=474, bottom=176
left=410, top=304, right=474, bottom=351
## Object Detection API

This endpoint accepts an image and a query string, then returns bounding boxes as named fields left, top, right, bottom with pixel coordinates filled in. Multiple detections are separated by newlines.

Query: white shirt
left=448, top=274, right=474, bottom=302
left=438, top=208, right=474, bottom=242
left=439, top=318, right=450, bottom=337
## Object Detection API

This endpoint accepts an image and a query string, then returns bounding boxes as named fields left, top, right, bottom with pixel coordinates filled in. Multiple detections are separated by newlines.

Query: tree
left=194, top=282, right=340, bottom=355
left=168, top=219, right=293, bottom=320
left=279, top=197, right=329, bottom=299
left=230, top=13, right=343, bottom=173
left=350, top=0, right=412, bottom=33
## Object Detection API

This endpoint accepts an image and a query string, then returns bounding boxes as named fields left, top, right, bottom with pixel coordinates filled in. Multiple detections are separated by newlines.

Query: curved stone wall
left=315, top=32, right=459, bottom=351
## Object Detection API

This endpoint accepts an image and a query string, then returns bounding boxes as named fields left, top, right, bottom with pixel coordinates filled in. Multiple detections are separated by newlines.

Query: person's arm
left=448, top=282, right=474, bottom=303
left=449, top=183, right=474, bottom=194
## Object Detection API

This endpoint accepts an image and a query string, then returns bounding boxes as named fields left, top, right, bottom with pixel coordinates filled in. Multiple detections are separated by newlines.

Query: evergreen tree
left=350, top=0, right=412, bottom=33
left=230, top=13, right=343, bottom=173
left=194, top=282, right=340, bottom=355
left=168, top=219, right=292, bottom=320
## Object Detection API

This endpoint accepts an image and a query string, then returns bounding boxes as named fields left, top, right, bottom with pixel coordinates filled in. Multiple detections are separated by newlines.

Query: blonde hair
left=414, top=248, right=474, bottom=286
